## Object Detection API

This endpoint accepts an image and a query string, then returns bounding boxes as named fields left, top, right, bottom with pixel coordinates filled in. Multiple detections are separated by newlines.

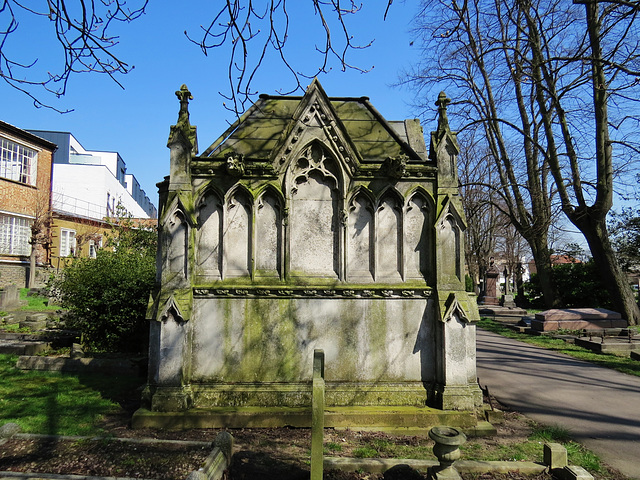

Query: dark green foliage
left=610, top=207, right=640, bottom=273
left=465, top=274, right=474, bottom=292
left=525, top=261, right=612, bottom=309
left=52, top=218, right=156, bottom=353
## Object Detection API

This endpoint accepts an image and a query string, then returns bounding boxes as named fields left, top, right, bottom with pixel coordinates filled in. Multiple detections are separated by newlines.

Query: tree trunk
left=528, top=235, right=561, bottom=309
left=571, top=213, right=640, bottom=325
left=28, top=248, right=37, bottom=289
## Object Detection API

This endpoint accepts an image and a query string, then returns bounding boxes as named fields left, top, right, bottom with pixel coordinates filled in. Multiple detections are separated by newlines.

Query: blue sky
left=3, top=1, right=432, bottom=208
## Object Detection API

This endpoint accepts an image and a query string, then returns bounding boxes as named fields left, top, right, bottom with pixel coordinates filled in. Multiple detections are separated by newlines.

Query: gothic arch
left=346, top=187, right=375, bottom=282
left=404, top=189, right=433, bottom=282
left=224, top=187, right=253, bottom=278
left=164, top=208, right=189, bottom=279
left=255, top=185, right=284, bottom=277
left=286, top=141, right=342, bottom=279
left=195, top=188, right=223, bottom=279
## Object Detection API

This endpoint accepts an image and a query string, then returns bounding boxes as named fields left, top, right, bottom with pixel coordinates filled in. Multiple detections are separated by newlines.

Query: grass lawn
left=19, top=288, right=63, bottom=312
left=478, top=318, right=640, bottom=378
left=0, top=354, right=141, bottom=436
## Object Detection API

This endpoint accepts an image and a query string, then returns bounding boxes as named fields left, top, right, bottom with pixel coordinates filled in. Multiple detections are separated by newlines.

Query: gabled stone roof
left=201, top=79, right=428, bottom=164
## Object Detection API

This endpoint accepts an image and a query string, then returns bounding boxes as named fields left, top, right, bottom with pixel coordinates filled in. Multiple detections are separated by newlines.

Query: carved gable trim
left=161, top=193, right=196, bottom=229
left=272, top=79, right=361, bottom=176
left=441, top=292, right=471, bottom=323
left=435, top=196, right=467, bottom=231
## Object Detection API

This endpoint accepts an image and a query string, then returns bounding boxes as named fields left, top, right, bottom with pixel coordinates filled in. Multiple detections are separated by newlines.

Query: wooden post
left=310, top=349, right=325, bottom=480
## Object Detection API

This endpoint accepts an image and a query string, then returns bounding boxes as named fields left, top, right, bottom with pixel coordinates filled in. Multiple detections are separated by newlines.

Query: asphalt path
left=476, top=328, right=640, bottom=479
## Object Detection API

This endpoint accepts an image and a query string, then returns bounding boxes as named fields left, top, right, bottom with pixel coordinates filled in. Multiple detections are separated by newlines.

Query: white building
left=27, top=130, right=157, bottom=220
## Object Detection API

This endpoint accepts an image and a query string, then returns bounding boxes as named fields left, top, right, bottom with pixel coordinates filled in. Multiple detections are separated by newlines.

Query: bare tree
left=186, top=1, right=393, bottom=114
left=27, top=189, right=52, bottom=288
left=404, top=0, right=640, bottom=323
left=404, top=0, right=560, bottom=308
left=1, top=0, right=147, bottom=112
left=458, top=132, right=500, bottom=294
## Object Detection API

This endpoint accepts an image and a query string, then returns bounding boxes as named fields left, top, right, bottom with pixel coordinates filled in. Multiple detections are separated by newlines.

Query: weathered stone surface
left=0, top=285, right=20, bottom=310
left=0, top=422, right=21, bottom=438
left=142, top=81, right=481, bottom=422
left=532, top=308, right=627, bottom=331
left=544, top=442, right=568, bottom=470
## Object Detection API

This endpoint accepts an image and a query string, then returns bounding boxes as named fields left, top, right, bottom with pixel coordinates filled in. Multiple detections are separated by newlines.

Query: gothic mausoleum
left=136, top=80, right=482, bottom=429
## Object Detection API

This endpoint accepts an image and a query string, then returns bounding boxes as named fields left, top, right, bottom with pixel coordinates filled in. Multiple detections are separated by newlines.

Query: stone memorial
left=141, top=80, right=481, bottom=425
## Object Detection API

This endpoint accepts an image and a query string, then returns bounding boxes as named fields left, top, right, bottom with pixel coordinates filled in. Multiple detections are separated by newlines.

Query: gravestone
left=143, top=81, right=481, bottom=422
left=479, top=260, right=500, bottom=306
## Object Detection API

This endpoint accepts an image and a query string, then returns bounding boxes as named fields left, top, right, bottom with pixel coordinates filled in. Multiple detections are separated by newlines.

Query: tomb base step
left=131, top=406, right=479, bottom=432
left=574, top=337, right=640, bottom=356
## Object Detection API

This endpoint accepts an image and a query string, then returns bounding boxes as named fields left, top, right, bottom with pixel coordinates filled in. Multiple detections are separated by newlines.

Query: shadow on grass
left=0, top=354, right=144, bottom=436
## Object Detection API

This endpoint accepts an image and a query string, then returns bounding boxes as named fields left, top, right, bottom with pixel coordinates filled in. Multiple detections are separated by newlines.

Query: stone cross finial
left=435, top=91, right=451, bottom=133
left=175, top=84, right=193, bottom=125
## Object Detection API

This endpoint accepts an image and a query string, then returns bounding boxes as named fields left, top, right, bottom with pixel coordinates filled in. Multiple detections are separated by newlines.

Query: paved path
left=476, top=328, right=640, bottom=479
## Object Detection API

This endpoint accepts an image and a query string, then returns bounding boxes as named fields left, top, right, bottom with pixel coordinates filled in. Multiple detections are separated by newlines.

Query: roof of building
left=0, top=120, right=58, bottom=151
left=200, top=79, right=428, bottom=164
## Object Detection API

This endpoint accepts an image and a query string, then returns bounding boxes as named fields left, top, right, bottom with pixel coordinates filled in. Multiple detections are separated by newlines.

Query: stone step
left=132, top=405, right=480, bottom=432
left=0, top=341, right=50, bottom=355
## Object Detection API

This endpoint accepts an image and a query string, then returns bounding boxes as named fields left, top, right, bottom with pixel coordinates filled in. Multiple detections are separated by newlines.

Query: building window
left=0, top=213, right=32, bottom=255
left=60, top=229, right=76, bottom=257
left=0, top=136, right=38, bottom=186
left=89, top=237, right=102, bottom=258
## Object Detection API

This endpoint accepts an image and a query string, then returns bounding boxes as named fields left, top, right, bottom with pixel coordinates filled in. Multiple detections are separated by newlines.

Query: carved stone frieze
left=192, top=287, right=433, bottom=298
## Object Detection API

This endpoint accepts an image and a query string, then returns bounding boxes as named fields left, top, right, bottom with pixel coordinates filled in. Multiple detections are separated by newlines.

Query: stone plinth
left=574, top=337, right=640, bottom=356
left=531, top=308, right=627, bottom=331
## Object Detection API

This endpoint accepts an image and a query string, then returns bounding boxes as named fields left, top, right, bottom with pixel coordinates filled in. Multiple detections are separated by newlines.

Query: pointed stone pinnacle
left=435, top=91, right=451, bottom=133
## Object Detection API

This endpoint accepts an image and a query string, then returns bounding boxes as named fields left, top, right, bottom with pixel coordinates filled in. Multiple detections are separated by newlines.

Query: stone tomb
left=531, top=308, right=627, bottom=332
left=141, top=80, right=481, bottom=425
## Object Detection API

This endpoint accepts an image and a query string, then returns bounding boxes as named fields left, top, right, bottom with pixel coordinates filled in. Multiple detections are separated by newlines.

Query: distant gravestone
left=143, top=81, right=482, bottom=420
left=532, top=308, right=627, bottom=331
left=480, top=260, right=500, bottom=306
left=0, top=285, right=20, bottom=310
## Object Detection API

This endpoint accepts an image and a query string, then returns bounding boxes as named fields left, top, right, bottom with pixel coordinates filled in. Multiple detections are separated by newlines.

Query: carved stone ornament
left=225, top=154, right=245, bottom=177
left=381, top=154, right=408, bottom=179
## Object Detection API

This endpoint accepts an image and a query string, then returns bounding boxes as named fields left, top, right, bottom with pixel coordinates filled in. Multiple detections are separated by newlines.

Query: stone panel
left=190, top=297, right=431, bottom=391
left=377, top=196, right=402, bottom=282
left=290, top=170, right=339, bottom=278
left=224, top=192, right=251, bottom=277
left=196, top=192, right=222, bottom=279
left=255, top=192, right=281, bottom=276
left=405, top=195, right=429, bottom=280
left=347, top=194, right=374, bottom=282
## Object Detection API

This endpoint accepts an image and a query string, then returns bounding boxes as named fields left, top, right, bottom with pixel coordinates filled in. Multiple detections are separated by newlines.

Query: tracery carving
left=290, top=144, right=339, bottom=195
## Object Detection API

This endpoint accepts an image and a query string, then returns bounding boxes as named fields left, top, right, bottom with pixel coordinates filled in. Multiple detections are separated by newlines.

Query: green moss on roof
left=205, top=95, right=419, bottom=162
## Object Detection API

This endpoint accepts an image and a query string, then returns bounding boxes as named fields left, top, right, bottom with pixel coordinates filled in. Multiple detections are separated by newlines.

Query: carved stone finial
left=175, top=84, right=193, bottom=126
left=435, top=91, right=451, bottom=133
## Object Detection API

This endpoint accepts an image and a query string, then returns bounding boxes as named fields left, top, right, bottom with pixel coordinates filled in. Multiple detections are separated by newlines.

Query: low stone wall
left=16, top=355, right=145, bottom=376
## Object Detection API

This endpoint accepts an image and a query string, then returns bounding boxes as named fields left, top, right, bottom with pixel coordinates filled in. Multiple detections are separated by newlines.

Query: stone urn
left=429, top=426, right=467, bottom=479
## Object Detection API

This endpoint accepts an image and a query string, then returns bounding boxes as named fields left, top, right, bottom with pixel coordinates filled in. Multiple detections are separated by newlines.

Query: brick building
left=0, top=121, right=57, bottom=288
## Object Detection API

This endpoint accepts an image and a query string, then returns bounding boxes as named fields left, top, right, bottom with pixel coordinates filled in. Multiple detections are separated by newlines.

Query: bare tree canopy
left=187, top=0, right=392, bottom=113
left=0, top=0, right=148, bottom=112
left=404, top=0, right=640, bottom=322
left=1, top=0, right=392, bottom=113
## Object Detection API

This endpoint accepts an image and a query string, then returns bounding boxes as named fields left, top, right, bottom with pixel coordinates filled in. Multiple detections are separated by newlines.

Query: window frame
left=0, top=135, right=39, bottom=186
left=0, top=212, right=33, bottom=256
left=60, top=228, right=77, bottom=257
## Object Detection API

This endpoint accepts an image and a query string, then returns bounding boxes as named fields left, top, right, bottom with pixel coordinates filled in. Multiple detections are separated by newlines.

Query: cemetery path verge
left=476, top=328, right=640, bottom=479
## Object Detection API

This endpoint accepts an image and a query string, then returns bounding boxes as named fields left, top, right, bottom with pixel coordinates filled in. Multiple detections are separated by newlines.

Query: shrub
left=524, top=261, right=613, bottom=309
left=51, top=217, right=156, bottom=353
